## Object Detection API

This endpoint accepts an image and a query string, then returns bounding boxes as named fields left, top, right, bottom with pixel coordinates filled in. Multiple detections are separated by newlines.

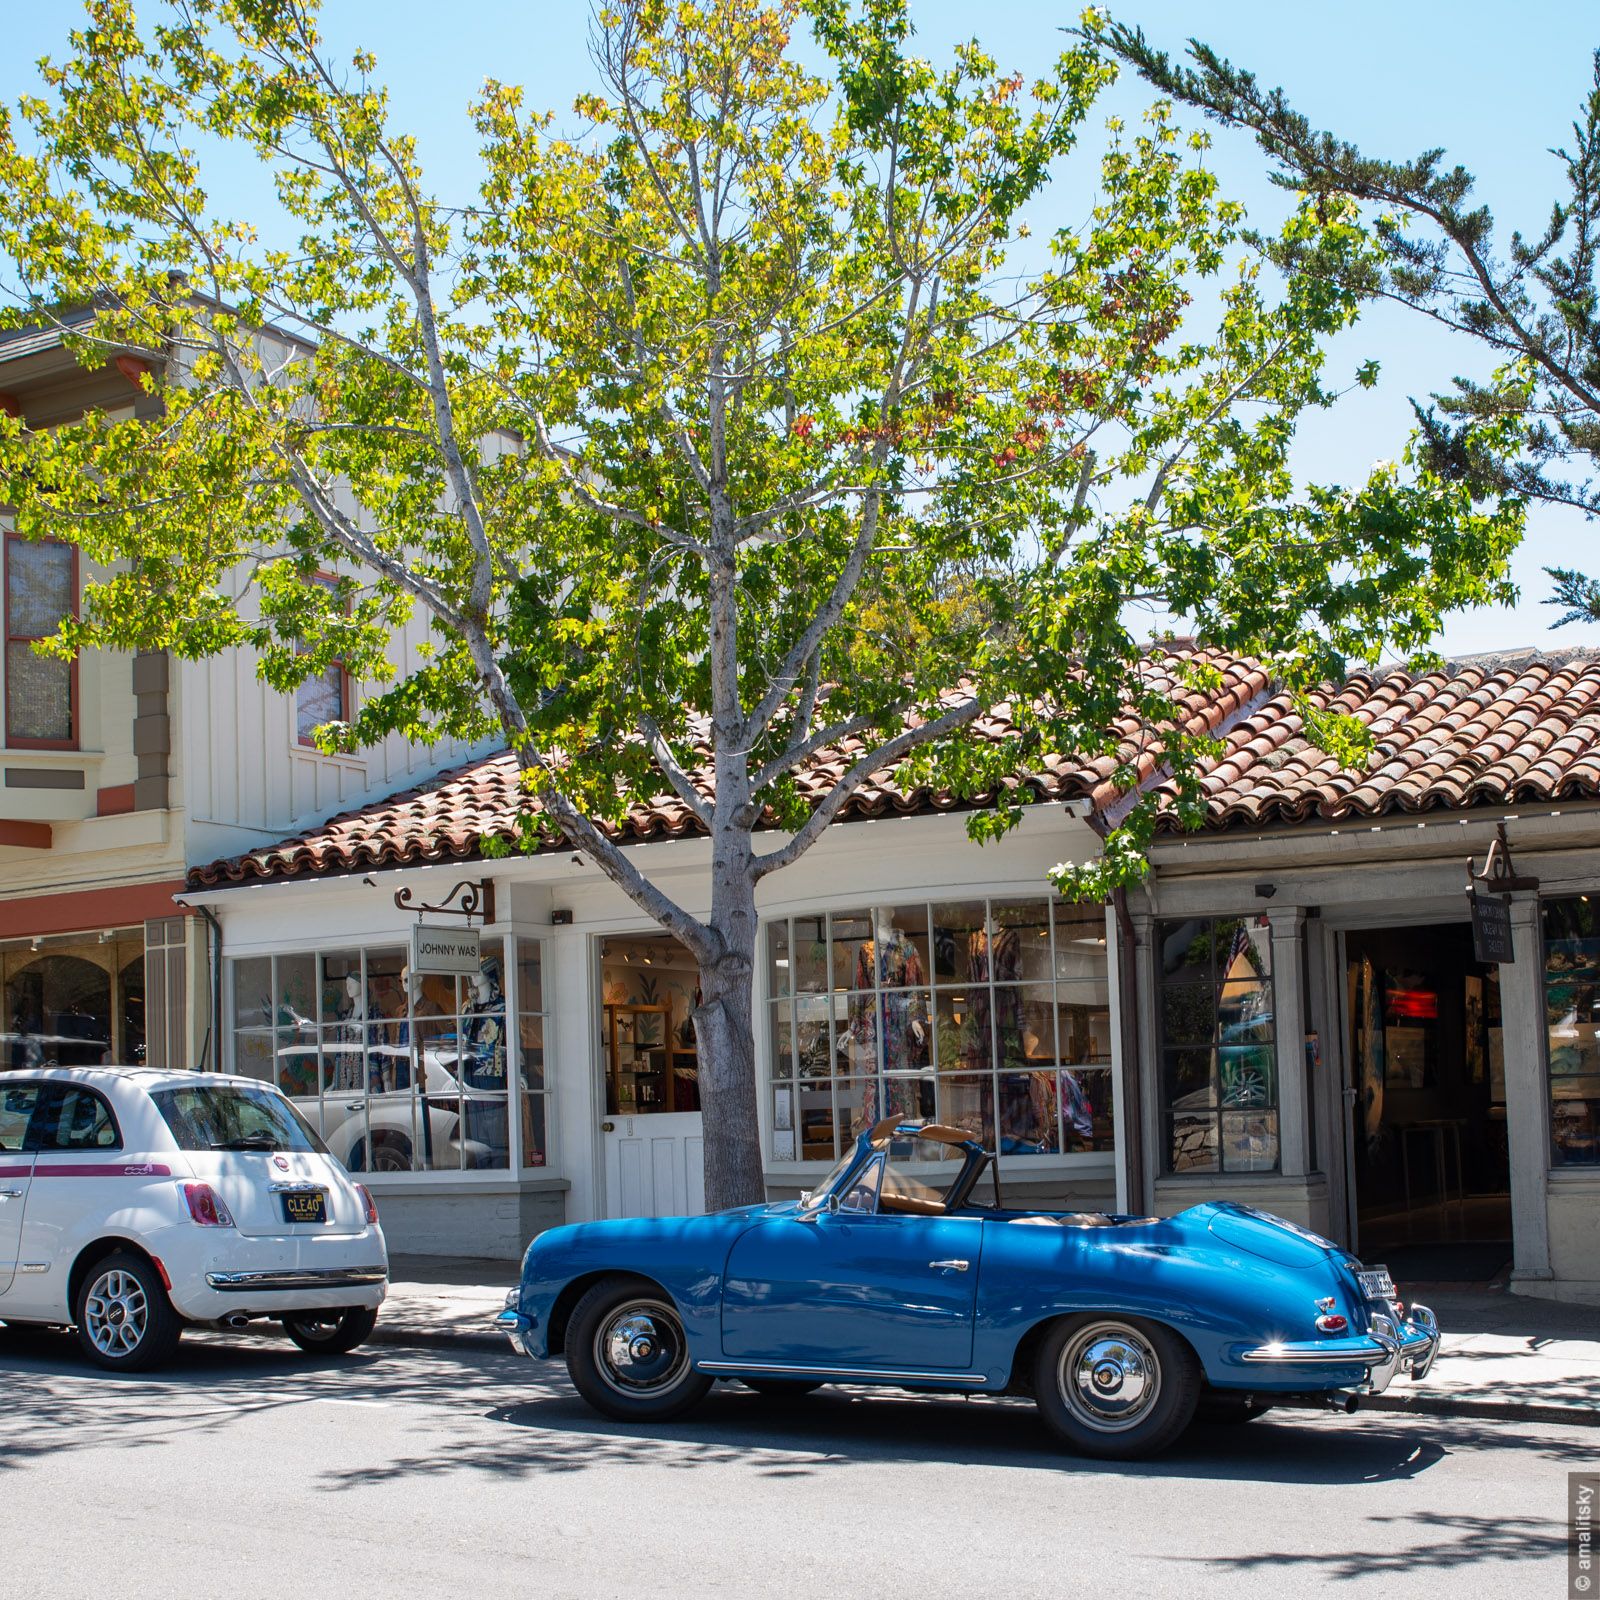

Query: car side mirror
left=826, top=1192, right=841, bottom=1215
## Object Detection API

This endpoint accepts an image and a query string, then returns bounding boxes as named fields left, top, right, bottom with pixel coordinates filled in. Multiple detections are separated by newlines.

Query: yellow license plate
left=281, top=1190, right=327, bottom=1225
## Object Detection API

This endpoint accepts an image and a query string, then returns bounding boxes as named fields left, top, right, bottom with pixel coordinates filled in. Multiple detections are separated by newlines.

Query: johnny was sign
left=409, top=923, right=481, bottom=976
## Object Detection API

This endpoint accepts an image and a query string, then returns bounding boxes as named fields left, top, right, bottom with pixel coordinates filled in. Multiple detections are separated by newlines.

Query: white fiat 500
left=0, top=1066, right=387, bottom=1371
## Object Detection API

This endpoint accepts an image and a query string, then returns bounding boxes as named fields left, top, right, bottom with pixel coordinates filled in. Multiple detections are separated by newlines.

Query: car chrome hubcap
left=84, top=1269, right=148, bottom=1357
left=594, top=1300, right=689, bottom=1399
left=1059, top=1322, right=1161, bottom=1432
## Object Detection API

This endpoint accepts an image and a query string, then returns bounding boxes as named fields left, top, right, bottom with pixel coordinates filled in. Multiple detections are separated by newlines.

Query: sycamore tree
left=1099, top=15, right=1600, bottom=624
left=0, top=0, right=1524, bottom=1207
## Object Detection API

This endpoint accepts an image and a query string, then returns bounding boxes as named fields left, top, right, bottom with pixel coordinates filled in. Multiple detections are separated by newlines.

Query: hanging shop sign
left=395, top=878, right=496, bottom=975
left=409, top=921, right=481, bottom=976
left=1464, top=822, right=1537, bottom=965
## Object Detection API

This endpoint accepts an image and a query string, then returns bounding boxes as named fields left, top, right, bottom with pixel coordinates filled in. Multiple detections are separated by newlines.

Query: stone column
left=1269, top=909, right=1308, bottom=1178
left=1502, top=893, right=1553, bottom=1285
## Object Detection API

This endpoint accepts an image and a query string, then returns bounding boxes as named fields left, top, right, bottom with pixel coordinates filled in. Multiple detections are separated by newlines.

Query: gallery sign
left=409, top=922, right=481, bottom=976
left=1469, top=893, right=1514, bottom=965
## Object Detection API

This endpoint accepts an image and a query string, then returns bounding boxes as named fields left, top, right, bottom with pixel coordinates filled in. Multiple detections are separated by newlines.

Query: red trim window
left=5, top=533, right=79, bottom=750
left=295, top=570, right=351, bottom=748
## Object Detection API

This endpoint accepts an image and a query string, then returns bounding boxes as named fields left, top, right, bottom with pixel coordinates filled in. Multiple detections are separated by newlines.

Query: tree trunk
left=692, top=829, right=767, bottom=1211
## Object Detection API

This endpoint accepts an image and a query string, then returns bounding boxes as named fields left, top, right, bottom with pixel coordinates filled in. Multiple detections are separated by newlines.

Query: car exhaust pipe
left=220, top=1313, right=254, bottom=1330
left=1333, top=1390, right=1361, bottom=1415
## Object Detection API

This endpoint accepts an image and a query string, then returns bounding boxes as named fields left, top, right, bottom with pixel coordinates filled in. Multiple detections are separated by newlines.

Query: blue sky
left=6, top=1, right=1596, bottom=660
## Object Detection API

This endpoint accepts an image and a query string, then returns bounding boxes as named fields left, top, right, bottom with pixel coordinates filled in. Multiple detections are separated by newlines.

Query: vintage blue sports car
left=495, top=1118, right=1441, bottom=1458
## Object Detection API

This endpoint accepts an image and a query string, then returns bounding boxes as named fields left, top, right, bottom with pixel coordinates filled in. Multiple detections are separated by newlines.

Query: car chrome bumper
left=1238, top=1304, right=1440, bottom=1395
left=205, top=1266, right=388, bottom=1292
left=495, top=1291, right=539, bottom=1358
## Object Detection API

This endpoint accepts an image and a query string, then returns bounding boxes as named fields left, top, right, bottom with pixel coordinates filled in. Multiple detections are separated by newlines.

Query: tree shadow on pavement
left=1179, top=1510, right=1564, bottom=1579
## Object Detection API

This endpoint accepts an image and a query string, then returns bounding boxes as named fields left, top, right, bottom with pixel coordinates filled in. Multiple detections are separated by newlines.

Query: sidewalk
left=374, top=1258, right=1600, bottom=1426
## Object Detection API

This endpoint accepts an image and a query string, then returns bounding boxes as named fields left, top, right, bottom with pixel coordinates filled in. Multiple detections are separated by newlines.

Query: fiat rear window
left=151, top=1084, right=329, bottom=1154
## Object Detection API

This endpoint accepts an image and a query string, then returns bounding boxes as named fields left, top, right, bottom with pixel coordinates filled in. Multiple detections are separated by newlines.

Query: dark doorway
left=1345, top=923, right=1511, bottom=1281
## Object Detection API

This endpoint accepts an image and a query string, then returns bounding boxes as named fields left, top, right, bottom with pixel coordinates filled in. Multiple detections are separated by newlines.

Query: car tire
left=282, top=1306, right=380, bottom=1355
left=565, top=1275, right=712, bottom=1422
left=73, top=1251, right=184, bottom=1373
left=1033, top=1313, right=1200, bottom=1460
left=743, top=1378, right=824, bottom=1399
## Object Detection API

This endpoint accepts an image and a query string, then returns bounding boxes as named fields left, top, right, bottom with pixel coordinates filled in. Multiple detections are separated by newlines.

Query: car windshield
left=151, top=1083, right=329, bottom=1154
left=800, top=1146, right=861, bottom=1212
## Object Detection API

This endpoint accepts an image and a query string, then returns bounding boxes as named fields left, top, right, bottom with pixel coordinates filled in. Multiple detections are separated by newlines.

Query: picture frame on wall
left=1465, top=975, right=1486, bottom=1083
left=1385, top=1026, right=1428, bottom=1090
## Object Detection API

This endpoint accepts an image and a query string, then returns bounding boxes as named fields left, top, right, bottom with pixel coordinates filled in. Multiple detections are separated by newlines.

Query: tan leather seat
left=878, top=1192, right=947, bottom=1216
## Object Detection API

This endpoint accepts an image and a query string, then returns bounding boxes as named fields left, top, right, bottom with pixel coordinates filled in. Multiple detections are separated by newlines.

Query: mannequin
left=331, top=971, right=368, bottom=1091
left=850, top=907, right=930, bottom=1132
left=461, top=960, right=508, bottom=1166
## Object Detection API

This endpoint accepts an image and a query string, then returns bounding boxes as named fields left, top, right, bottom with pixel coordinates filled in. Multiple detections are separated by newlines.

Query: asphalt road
left=0, top=1324, right=1586, bottom=1599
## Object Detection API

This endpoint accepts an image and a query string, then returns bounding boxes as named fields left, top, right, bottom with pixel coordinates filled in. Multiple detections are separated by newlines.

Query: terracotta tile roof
left=187, top=647, right=1269, bottom=888
left=185, top=646, right=1600, bottom=889
left=1155, top=649, right=1600, bottom=831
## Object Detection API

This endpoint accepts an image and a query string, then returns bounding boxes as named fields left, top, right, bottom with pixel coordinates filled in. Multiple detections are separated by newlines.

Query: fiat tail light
left=182, top=1182, right=236, bottom=1228
left=355, top=1184, right=379, bottom=1224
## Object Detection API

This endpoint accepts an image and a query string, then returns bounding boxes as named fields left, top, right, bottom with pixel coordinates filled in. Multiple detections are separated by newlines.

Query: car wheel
left=1194, top=1393, right=1275, bottom=1425
left=370, top=1136, right=413, bottom=1173
left=1033, top=1313, right=1200, bottom=1460
left=743, top=1378, right=823, bottom=1399
left=282, top=1306, right=380, bottom=1355
left=565, top=1275, right=712, bottom=1422
left=74, top=1251, right=184, bottom=1373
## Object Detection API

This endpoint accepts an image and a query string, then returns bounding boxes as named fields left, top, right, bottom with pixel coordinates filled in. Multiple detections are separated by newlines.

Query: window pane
left=1545, top=896, right=1600, bottom=1166
left=829, top=910, right=874, bottom=990
left=517, top=940, right=544, bottom=1014
left=1169, top=1110, right=1218, bottom=1173
left=6, top=642, right=72, bottom=742
left=1216, top=918, right=1273, bottom=983
left=1218, top=981, right=1272, bottom=1040
left=837, top=990, right=876, bottom=1075
left=770, top=1000, right=795, bottom=1080
left=791, top=914, right=828, bottom=993
left=1062, top=1067, right=1115, bottom=1153
left=1053, top=902, right=1108, bottom=980
left=30, top=1086, right=120, bottom=1151
left=296, top=663, right=346, bottom=742
left=7, top=539, right=72, bottom=634
left=931, top=901, right=987, bottom=984
left=518, top=1012, right=546, bottom=1093
left=0, top=1084, right=41, bottom=1149
left=934, top=989, right=991, bottom=1072
left=1158, top=919, right=1214, bottom=985
left=766, top=920, right=792, bottom=1000
left=998, top=1070, right=1057, bottom=1154
left=1165, top=1046, right=1214, bottom=1109
left=995, top=983, right=1056, bottom=1071
left=521, top=1092, right=549, bottom=1168
left=936, top=1074, right=995, bottom=1150
left=233, top=957, right=274, bottom=1030
left=993, top=901, right=1052, bottom=982
left=1220, top=1043, right=1276, bottom=1109
left=797, top=1080, right=836, bottom=1159
left=1161, top=983, right=1214, bottom=1045
left=878, top=989, right=931, bottom=1072
left=1222, top=1110, right=1280, bottom=1173
left=795, top=994, right=831, bottom=1076
left=5, top=954, right=111, bottom=1068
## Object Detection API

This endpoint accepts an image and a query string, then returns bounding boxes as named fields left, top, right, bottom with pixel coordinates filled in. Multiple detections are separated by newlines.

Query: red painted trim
left=3, top=879, right=187, bottom=939
left=4, top=532, right=80, bottom=750
left=0, top=392, right=19, bottom=419
left=96, top=783, right=136, bottom=817
left=0, top=820, right=52, bottom=849
left=113, top=354, right=155, bottom=390
left=0, top=1165, right=29, bottom=1178
left=30, top=1162, right=173, bottom=1177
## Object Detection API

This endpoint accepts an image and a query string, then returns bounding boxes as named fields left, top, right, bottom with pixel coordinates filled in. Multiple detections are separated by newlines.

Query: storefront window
left=1542, top=897, right=1600, bottom=1167
left=1157, top=916, right=1277, bottom=1174
left=228, top=935, right=550, bottom=1175
left=765, top=898, right=1114, bottom=1162
left=3, top=932, right=149, bottom=1069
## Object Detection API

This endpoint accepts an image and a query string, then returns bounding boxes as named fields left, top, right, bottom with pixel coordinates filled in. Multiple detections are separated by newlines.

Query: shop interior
left=599, top=933, right=701, bottom=1116
left=1344, top=922, right=1511, bottom=1279
left=3, top=928, right=147, bottom=1069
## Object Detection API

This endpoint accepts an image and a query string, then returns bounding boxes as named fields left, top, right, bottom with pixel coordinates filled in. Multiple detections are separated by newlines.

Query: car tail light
left=182, top=1182, right=235, bottom=1228
left=355, top=1184, right=379, bottom=1225
left=1315, top=1313, right=1349, bottom=1335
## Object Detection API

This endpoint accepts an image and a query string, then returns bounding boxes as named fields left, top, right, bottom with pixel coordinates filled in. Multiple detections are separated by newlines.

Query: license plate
left=1355, top=1266, right=1396, bottom=1300
left=281, top=1189, right=327, bottom=1225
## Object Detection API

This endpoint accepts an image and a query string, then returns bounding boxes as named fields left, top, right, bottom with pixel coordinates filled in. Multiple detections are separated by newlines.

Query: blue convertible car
left=496, top=1118, right=1441, bottom=1459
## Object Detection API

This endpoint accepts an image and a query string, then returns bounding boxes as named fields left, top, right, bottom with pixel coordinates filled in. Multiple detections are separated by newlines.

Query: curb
left=1358, top=1391, right=1599, bottom=1428
left=367, top=1323, right=1600, bottom=1427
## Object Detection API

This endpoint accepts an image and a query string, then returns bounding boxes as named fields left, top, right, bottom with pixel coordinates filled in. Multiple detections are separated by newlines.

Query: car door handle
left=0, top=1189, right=22, bottom=1199
left=929, top=1259, right=969, bottom=1272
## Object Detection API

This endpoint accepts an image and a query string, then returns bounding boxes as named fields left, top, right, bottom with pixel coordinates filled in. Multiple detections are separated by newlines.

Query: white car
left=0, top=1066, right=388, bottom=1371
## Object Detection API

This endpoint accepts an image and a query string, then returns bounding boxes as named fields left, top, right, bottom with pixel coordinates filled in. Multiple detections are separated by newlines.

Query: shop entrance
left=597, top=932, right=704, bottom=1218
left=1343, top=922, right=1511, bottom=1280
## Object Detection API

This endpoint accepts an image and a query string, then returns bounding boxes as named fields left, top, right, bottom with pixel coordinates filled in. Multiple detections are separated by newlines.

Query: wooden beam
left=0, top=820, right=52, bottom=849
left=113, top=354, right=155, bottom=390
